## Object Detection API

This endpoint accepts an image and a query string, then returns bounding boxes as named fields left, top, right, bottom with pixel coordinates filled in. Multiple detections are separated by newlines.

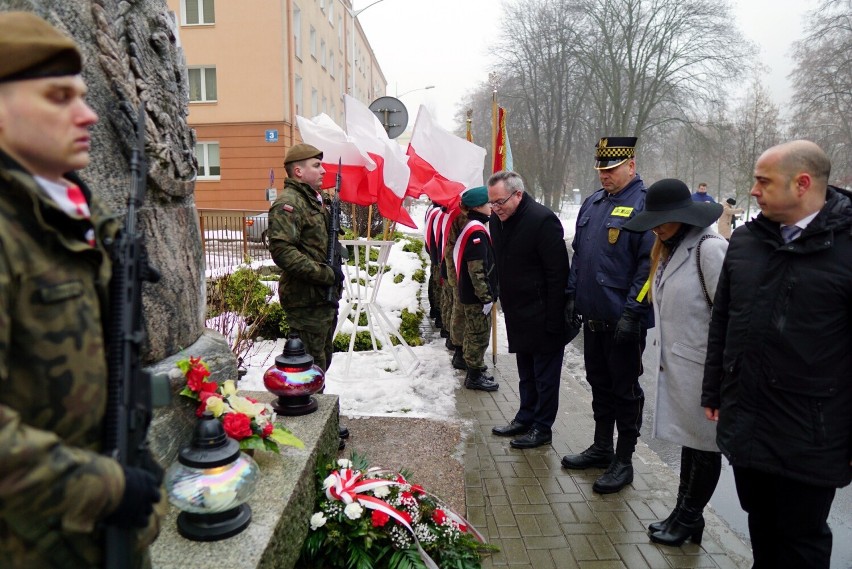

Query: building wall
left=165, top=0, right=386, bottom=210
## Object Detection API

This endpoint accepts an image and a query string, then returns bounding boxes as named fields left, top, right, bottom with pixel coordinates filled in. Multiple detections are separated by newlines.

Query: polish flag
left=295, top=113, right=375, bottom=205
left=344, top=94, right=416, bottom=228
left=406, top=106, right=487, bottom=209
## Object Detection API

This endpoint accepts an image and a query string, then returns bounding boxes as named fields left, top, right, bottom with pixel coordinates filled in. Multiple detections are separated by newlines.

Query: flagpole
left=489, top=73, right=499, bottom=366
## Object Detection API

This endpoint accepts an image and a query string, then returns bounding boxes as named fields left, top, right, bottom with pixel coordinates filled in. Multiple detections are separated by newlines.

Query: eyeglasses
left=489, top=192, right=517, bottom=207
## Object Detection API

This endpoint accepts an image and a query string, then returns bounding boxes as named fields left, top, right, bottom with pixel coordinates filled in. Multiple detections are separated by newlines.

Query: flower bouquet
left=177, top=356, right=304, bottom=453
left=299, top=454, right=496, bottom=569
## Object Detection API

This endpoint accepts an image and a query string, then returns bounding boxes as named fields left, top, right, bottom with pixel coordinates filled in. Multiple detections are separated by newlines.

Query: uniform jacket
left=0, top=151, right=133, bottom=568
left=268, top=177, right=338, bottom=310
left=568, top=176, right=655, bottom=324
left=454, top=210, right=497, bottom=305
left=702, top=186, right=852, bottom=488
left=649, top=226, right=727, bottom=452
left=490, top=192, right=569, bottom=354
left=442, top=211, right=467, bottom=286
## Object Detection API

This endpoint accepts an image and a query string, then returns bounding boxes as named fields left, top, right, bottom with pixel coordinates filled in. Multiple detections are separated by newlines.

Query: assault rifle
left=102, top=104, right=170, bottom=569
left=326, top=158, right=344, bottom=302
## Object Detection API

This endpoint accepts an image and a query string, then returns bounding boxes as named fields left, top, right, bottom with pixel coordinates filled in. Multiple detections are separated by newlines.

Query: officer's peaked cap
left=0, top=12, right=82, bottom=84
left=594, top=136, right=638, bottom=170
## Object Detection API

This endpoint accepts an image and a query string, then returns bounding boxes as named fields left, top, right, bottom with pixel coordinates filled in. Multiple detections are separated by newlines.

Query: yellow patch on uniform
left=282, top=204, right=294, bottom=212
left=608, top=227, right=620, bottom=244
left=610, top=206, right=634, bottom=217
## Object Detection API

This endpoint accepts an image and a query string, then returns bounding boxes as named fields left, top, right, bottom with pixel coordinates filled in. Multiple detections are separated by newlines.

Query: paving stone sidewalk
left=455, top=345, right=754, bottom=569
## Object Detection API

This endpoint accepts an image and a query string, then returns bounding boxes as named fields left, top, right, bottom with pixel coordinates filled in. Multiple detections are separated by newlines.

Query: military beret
left=461, top=186, right=488, bottom=208
left=0, top=12, right=82, bottom=84
left=284, top=143, right=323, bottom=164
left=594, top=136, right=638, bottom=170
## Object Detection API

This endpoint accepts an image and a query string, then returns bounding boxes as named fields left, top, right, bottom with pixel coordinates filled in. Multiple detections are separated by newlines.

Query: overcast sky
left=357, top=0, right=817, bottom=132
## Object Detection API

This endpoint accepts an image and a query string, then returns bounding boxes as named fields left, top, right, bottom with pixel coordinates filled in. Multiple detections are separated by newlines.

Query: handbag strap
left=696, top=234, right=722, bottom=311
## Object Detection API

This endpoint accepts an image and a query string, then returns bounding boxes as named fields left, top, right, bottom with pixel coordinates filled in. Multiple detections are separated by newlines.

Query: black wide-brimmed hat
left=594, top=136, right=637, bottom=170
left=623, top=178, right=723, bottom=232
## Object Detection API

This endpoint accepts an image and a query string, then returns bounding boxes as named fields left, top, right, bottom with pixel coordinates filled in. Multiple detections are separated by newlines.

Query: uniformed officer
left=0, top=12, right=162, bottom=568
left=562, top=137, right=655, bottom=494
left=453, top=186, right=499, bottom=391
left=442, top=205, right=469, bottom=370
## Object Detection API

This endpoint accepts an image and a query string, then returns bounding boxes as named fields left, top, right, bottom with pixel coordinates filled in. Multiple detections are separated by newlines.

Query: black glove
left=104, top=466, right=161, bottom=529
left=564, top=296, right=582, bottom=344
left=564, top=296, right=576, bottom=327
left=613, top=310, right=642, bottom=345
left=332, top=265, right=345, bottom=284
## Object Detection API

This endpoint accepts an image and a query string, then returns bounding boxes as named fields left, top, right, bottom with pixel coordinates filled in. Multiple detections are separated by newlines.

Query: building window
left=329, top=52, right=335, bottom=77
left=338, top=17, right=343, bottom=48
left=320, top=39, right=326, bottom=68
left=319, top=0, right=325, bottom=11
left=182, top=0, right=215, bottom=25
left=311, top=88, right=318, bottom=116
left=339, top=64, right=344, bottom=98
left=293, top=4, right=302, bottom=60
left=188, top=66, right=217, bottom=102
left=322, top=95, right=327, bottom=114
left=195, top=142, right=220, bottom=179
left=328, top=1, right=334, bottom=22
left=294, top=75, right=303, bottom=115
left=309, top=26, right=316, bottom=59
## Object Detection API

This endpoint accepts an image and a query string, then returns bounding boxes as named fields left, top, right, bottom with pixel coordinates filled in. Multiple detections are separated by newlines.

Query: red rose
left=411, top=484, right=426, bottom=495
left=262, top=423, right=273, bottom=437
left=371, top=510, right=390, bottom=527
left=432, top=509, right=447, bottom=525
left=185, top=358, right=211, bottom=391
left=199, top=380, right=218, bottom=394
left=223, top=413, right=252, bottom=439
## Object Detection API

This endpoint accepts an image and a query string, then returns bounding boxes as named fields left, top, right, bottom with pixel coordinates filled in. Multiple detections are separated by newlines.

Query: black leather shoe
left=593, top=459, right=634, bottom=494
left=561, top=444, right=615, bottom=469
left=492, top=420, right=530, bottom=437
left=648, top=507, right=679, bottom=534
left=464, top=370, right=498, bottom=392
left=650, top=512, right=705, bottom=546
left=510, top=428, right=552, bottom=449
left=339, top=426, right=350, bottom=439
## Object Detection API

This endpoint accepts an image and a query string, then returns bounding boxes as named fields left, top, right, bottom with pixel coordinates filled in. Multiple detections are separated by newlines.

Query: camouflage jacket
left=268, top=177, right=337, bottom=309
left=442, top=211, right=468, bottom=287
left=0, top=152, right=136, bottom=568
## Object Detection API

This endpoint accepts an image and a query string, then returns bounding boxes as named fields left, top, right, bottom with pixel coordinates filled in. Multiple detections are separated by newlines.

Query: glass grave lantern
left=263, top=332, right=325, bottom=415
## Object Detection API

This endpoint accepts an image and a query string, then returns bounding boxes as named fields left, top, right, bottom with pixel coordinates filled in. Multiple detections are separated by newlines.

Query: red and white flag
left=344, top=94, right=416, bottom=228
left=295, top=113, right=376, bottom=205
left=406, top=106, right=487, bottom=209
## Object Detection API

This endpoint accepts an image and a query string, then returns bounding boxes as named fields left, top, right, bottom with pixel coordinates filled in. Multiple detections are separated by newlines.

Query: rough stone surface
left=151, top=393, right=340, bottom=569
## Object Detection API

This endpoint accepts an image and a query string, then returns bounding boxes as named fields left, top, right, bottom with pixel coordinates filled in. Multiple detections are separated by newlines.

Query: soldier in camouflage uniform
left=442, top=208, right=468, bottom=370
left=0, top=12, right=162, bottom=569
left=453, top=187, right=499, bottom=391
left=267, top=143, right=348, bottom=446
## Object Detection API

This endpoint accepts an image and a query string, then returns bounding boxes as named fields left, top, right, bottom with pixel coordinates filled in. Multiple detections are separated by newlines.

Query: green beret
left=0, top=12, right=82, bottom=84
left=284, top=143, right=323, bottom=164
left=461, top=186, right=488, bottom=207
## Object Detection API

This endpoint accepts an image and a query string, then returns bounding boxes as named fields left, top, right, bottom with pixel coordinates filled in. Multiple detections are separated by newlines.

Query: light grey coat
left=650, top=226, right=727, bottom=452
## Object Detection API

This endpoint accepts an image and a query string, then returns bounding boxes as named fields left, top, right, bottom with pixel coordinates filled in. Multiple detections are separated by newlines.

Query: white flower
left=372, top=485, right=390, bottom=498
left=337, top=458, right=353, bottom=469
left=310, top=512, right=327, bottom=530
left=343, top=503, right=363, bottom=520
left=322, top=474, right=336, bottom=490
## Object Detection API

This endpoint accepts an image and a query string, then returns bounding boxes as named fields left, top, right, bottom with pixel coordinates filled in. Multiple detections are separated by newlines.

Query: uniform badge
left=473, top=237, right=481, bottom=244
left=608, top=227, right=620, bottom=244
left=282, top=204, right=294, bottom=213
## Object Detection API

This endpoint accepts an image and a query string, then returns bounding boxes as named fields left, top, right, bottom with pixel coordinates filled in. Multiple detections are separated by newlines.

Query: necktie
left=66, top=184, right=88, bottom=217
left=781, top=225, right=801, bottom=243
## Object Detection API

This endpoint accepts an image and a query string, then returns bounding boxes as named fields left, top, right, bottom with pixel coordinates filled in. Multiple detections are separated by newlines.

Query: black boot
left=434, top=315, right=443, bottom=329
left=445, top=336, right=455, bottom=350
left=650, top=448, right=720, bottom=546
left=464, top=368, right=498, bottom=392
left=451, top=347, right=468, bottom=370
left=593, top=457, right=633, bottom=494
left=649, top=446, right=693, bottom=533
left=561, top=421, right=614, bottom=469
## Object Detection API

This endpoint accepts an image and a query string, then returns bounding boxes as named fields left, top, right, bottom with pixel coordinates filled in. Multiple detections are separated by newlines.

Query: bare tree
left=789, top=0, right=852, bottom=186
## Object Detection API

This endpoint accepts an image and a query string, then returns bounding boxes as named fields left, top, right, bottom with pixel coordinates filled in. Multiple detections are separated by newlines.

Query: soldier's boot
left=451, top=347, right=468, bottom=371
left=561, top=421, right=614, bottom=469
left=445, top=336, right=455, bottom=350
left=464, top=368, right=498, bottom=392
left=650, top=449, right=720, bottom=546
left=434, top=315, right=443, bottom=329
left=592, top=435, right=636, bottom=494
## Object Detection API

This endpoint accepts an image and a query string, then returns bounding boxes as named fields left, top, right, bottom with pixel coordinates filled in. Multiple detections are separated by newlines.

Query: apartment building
left=166, top=0, right=387, bottom=209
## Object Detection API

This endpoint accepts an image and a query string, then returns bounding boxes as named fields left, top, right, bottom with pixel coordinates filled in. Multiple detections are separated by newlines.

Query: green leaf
left=178, top=387, right=199, bottom=400
left=239, top=436, right=266, bottom=451
left=269, top=427, right=305, bottom=449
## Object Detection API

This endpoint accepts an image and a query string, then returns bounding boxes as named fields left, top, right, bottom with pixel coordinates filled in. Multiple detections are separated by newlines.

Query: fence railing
left=198, top=209, right=272, bottom=271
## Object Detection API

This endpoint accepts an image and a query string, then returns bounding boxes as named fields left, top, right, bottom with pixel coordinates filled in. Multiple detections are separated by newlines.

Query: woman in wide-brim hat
left=623, top=179, right=728, bottom=547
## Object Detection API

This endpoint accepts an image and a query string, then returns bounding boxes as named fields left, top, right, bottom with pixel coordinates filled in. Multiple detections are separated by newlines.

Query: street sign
left=266, top=188, right=277, bottom=202
left=265, top=129, right=279, bottom=143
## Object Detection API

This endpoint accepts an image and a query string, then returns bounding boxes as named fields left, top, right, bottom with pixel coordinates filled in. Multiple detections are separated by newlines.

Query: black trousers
left=583, top=326, right=646, bottom=455
left=733, top=466, right=836, bottom=569
left=513, top=350, right=564, bottom=432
